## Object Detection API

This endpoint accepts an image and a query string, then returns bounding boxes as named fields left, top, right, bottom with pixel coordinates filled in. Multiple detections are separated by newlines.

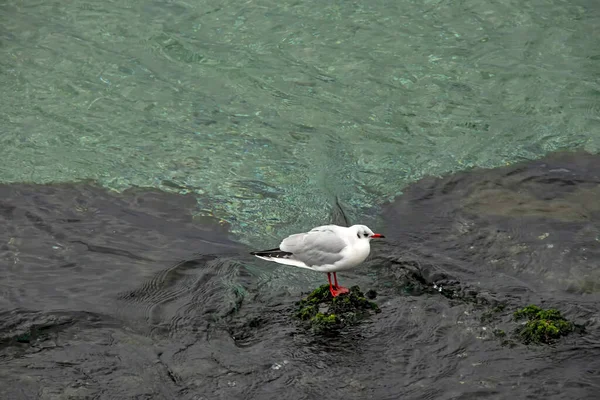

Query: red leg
left=327, top=272, right=336, bottom=297
left=330, top=272, right=349, bottom=297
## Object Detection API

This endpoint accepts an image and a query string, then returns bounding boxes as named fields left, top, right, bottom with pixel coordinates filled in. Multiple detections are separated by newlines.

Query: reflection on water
left=1, top=0, right=599, bottom=241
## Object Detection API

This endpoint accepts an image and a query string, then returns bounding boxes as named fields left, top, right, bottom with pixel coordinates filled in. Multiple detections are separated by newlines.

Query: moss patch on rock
left=513, top=305, right=577, bottom=345
left=294, top=284, right=381, bottom=334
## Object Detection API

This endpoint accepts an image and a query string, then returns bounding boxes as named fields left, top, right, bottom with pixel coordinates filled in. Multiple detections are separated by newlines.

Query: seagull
left=250, top=224, right=385, bottom=297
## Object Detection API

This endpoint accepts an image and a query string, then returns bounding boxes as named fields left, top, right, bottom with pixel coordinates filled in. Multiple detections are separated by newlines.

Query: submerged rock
left=2, top=152, right=600, bottom=399
left=381, top=150, right=600, bottom=296
left=294, top=285, right=381, bottom=334
left=473, top=303, right=584, bottom=346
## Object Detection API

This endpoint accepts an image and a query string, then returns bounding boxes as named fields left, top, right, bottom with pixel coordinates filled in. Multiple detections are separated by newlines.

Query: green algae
left=513, top=305, right=576, bottom=345
left=310, top=312, right=342, bottom=333
left=294, top=284, right=381, bottom=334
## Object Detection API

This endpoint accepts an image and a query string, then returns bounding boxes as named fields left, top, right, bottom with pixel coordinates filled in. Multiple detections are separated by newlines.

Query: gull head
left=350, top=224, right=385, bottom=241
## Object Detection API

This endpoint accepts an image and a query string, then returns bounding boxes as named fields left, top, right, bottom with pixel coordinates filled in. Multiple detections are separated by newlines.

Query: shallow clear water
left=1, top=0, right=599, bottom=243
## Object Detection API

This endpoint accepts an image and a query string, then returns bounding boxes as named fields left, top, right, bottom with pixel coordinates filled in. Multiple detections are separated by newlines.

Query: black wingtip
left=250, top=248, right=293, bottom=258
left=250, top=247, right=283, bottom=256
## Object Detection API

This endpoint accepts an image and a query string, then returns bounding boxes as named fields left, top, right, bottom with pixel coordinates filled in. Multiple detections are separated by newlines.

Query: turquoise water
left=1, top=0, right=598, bottom=243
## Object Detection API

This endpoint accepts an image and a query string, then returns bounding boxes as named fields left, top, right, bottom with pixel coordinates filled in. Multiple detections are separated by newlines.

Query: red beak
left=371, top=233, right=385, bottom=238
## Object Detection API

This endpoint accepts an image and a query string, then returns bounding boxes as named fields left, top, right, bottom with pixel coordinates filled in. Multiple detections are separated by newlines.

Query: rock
left=513, top=305, right=580, bottom=345
left=294, top=285, right=381, bottom=335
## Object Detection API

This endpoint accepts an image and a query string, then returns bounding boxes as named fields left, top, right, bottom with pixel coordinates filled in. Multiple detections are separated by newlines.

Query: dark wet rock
left=294, top=285, right=381, bottom=335
left=380, top=150, right=600, bottom=297
left=374, top=151, right=599, bottom=347
left=1, top=152, right=600, bottom=400
left=0, top=183, right=248, bottom=399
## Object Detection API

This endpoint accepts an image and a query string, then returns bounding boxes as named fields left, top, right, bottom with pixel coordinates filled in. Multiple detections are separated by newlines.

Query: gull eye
left=363, top=233, right=369, bottom=237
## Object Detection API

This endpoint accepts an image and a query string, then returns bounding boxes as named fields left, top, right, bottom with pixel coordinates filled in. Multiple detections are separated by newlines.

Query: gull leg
left=327, top=272, right=336, bottom=297
left=331, top=272, right=349, bottom=296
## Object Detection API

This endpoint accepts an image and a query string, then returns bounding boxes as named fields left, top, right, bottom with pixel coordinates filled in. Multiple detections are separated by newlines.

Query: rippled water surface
left=1, top=0, right=600, bottom=399
left=1, top=0, right=599, bottom=240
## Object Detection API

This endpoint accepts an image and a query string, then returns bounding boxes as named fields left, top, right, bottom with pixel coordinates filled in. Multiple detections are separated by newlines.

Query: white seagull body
left=250, top=224, right=385, bottom=297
